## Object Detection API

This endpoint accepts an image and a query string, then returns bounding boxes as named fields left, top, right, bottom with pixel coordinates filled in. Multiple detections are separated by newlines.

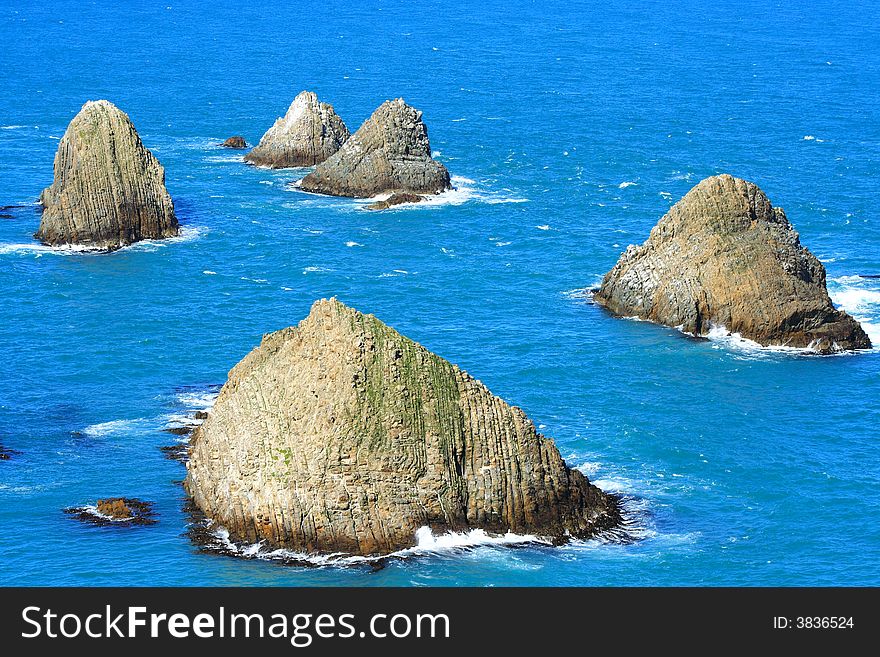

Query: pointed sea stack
left=299, top=98, right=451, bottom=198
left=594, top=174, right=871, bottom=353
left=243, top=91, right=349, bottom=168
left=36, top=100, right=178, bottom=250
left=185, top=299, right=619, bottom=556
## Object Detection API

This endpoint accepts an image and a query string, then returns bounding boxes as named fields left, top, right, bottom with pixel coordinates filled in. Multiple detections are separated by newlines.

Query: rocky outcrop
left=97, top=498, right=135, bottom=519
left=36, top=100, right=179, bottom=250
left=221, top=136, right=247, bottom=149
left=159, top=409, right=206, bottom=463
left=185, top=299, right=619, bottom=556
left=65, top=498, right=156, bottom=526
left=366, top=192, right=425, bottom=210
left=243, top=91, right=349, bottom=168
left=299, top=98, right=450, bottom=197
left=594, top=174, right=871, bottom=353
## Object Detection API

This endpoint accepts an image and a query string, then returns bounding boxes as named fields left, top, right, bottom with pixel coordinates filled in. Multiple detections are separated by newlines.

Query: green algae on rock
left=185, top=299, right=620, bottom=556
left=36, top=100, right=178, bottom=250
left=594, top=174, right=871, bottom=354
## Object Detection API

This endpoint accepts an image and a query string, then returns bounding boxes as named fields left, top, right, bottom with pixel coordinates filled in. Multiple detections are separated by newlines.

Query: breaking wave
left=829, top=275, right=880, bottom=346
left=287, top=175, right=528, bottom=209
left=193, top=469, right=652, bottom=567
left=82, top=418, right=150, bottom=438
left=0, top=225, right=205, bottom=257
left=199, top=525, right=556, bottom=567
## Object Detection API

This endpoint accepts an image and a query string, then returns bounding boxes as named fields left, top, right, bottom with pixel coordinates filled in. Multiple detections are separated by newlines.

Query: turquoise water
left=1, top=0, right=879, bottom=586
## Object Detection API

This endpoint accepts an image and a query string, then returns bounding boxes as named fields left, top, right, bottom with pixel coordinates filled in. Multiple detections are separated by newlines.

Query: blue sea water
left=1, top=0, right=879, bottom=586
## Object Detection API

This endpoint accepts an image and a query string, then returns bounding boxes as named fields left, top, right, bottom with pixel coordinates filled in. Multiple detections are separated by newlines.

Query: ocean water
left=1, top=0, right=878, bottom=586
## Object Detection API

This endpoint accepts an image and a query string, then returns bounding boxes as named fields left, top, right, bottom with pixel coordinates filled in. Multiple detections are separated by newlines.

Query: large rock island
left=299, top=98, right=450, bottom=198
left=243, top=91, right=350, bottom=168
left=36, top=100, right=178, bottom=250
left=185, top=299, right=619, bottom=556
left=594, top=174, right=871, bottom=353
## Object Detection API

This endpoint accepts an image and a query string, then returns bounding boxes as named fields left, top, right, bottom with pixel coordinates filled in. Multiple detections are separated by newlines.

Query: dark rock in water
left=366, top=192, right=425, bottom=210
left=160, top=407, right=210, bottom=464
left=163, top=425, right=194, bottom=436
left=220, top=136, right=247, bottom=149
left=160, top=443, right=190, bottom=464
left=36, top=100, right=179, bottom=250
left=244, top=91, right=349, bottom=168
left=594, top=174, right=872, bottom=354
left=65, top=497, right=157, bottom=526
left=0, top=443, right=20, bottom=460
left=185, top=298, right=620, bottom=557
left=300, top=98, right=451, bottom=198
left=182, top=498, right=217, bottom=549
left=0, top=204, right=23, bottom=219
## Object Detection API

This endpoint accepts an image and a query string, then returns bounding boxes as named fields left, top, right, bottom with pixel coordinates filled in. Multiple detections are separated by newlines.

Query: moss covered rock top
left=185, top=298, right=619, bottom=556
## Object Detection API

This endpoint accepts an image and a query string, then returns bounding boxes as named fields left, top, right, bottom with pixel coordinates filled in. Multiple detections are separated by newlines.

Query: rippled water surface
left=1, top=0, right=878, bottom=585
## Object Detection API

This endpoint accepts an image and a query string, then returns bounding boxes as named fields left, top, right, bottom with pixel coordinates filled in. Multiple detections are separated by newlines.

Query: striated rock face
left=300, top=98, right=451, bottom=198
left=594, top=174, right=871, bottom=353
left=36, top=100, right=178, bottom=250
left=221, top=136, right=247, bottom=149
left=243, top=91, right=349, bottom=168
left=365, top=192, right=425, bottom=210
left=185, top=299, right=619, bottom=556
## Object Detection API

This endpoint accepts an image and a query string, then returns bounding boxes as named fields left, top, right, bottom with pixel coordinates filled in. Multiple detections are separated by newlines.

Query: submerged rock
left=594, top=174, right=871, bottom=354
left=244, top=91, right=349, bottom=168
left=160, top=443, right=190, bottom=463
left=300, top=98, right=450, bottom=198
left=366, top=192, right=425, bottom=210
left=163, top=425, right=194, bottom=436
left=185, top=299, right=619, bottom=556
left=0, top=442, right=20, bottom=460
left=36, top=100, right=179, bottom=250
left=0, top=204, right=23, bottom=219
left=65, top=497, right=157, bottom=526
left=160, top=408, right=210, bottom=464
left=221, top=135, right=247, bottom=149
